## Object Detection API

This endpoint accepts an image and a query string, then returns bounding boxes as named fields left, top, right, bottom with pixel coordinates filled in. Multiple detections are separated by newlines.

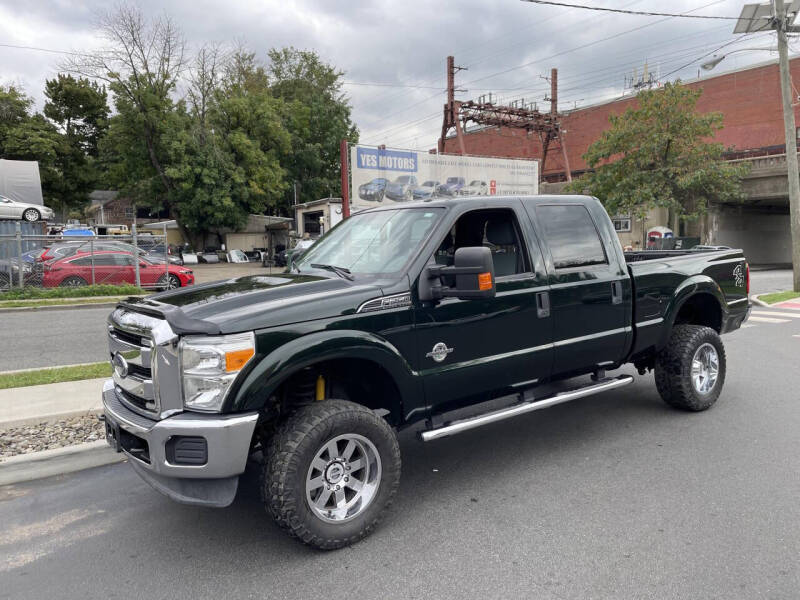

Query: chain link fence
left=0, top=223, right=176, bottom=293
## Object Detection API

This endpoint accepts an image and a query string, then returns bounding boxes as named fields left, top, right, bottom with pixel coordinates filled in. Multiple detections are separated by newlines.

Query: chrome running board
left=419, top=375, right=634, bottom=442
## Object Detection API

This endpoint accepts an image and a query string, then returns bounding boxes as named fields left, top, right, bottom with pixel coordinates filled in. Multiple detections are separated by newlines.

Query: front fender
left=658, top=275, right=726, bottom=349
left=226, top=329, right=419, bottom=418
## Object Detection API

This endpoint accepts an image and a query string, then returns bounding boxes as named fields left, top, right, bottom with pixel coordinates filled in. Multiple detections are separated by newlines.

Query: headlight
left=180, top=332, right=255, bottom=412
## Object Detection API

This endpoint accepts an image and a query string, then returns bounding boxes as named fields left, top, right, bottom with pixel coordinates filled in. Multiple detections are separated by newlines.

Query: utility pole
left=774, top=0, right=800, bottom=291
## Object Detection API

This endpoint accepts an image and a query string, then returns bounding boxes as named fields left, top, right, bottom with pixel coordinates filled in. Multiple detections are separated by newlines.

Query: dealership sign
left=350, top=145, right=538, bottom=210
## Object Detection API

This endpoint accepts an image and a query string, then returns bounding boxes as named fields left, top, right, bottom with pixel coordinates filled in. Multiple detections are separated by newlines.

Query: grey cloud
left=0, top=0, right=778, bottom=149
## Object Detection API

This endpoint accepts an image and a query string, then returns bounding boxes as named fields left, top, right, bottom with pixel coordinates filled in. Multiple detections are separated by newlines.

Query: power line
left=0, top=43, right=84, bottom=56
left=519, top=0, right=761, bottom=21
left=660, top=31, right=770, bottom=79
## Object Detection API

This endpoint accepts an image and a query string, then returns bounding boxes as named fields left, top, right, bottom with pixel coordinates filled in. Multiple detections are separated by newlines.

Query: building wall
left=708, top=205, right=792, bottom=265
left=442, top=58, right=800, bottom=178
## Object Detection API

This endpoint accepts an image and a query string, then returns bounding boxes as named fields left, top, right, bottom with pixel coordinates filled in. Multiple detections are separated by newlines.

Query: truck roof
left=355, top=194, right=598, bottom=213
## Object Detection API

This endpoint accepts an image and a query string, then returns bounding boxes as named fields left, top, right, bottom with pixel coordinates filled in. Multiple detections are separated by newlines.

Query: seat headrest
left=486, top=220, right=516, bottom=246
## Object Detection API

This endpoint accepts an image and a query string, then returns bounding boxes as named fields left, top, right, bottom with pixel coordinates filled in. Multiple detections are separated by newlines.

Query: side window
left=111, top=254, right=135, bottom=266
left=69, top=257, right=93, bottom=266
left=432, top=209, right=530, bottom=278
left=535, top=205, right=607, bottom=269
left=93, top=255, right=118, bottom=266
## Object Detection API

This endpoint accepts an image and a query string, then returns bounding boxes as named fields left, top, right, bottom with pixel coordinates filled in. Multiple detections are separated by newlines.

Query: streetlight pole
left=774, top=0, right=800, bottom=291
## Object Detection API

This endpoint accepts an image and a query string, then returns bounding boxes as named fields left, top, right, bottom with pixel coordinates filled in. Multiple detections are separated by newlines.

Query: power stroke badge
left=426, top=342, right=454, bottom=363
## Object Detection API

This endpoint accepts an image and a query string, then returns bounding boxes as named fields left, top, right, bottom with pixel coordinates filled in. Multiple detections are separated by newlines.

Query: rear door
left=523, top=200, right=629, bottom=375
left=414, top=201, right=553, bottom=414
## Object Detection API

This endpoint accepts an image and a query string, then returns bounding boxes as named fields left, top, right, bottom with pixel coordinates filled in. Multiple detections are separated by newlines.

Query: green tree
left=567, top=82, right=748, bottom=227
left=164, top=49, right=290, bottom=245
left=0, top=85, right=32, bottom=149
left=43, top=74, right=109, bottom=216
left=268, top=47, right=358, bottom=212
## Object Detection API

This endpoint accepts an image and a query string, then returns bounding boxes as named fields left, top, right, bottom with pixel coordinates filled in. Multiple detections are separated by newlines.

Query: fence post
left=90, top=236, right=96, bottom=285
left=163, top=223, right=169, bottom=288
left=14, top=222, right=23, bottom=289
left=132, top=223, right=141, bottom=288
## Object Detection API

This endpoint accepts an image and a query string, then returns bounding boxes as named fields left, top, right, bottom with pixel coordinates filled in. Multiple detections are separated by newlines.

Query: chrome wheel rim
left=167, top=276, right=179, bottom=289
left=306, top=433, right=381, bottom=523
left=23, top=209, right=37, bottom=221
left=691, top=343, right=719, bottom=394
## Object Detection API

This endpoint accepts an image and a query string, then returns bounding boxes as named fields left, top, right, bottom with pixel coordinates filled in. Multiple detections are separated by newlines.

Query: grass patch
left=0, top=362, right=111, bottom=389
left=0, top=297, right=131, bottom=309
left=0, top=284, right=144, bottom=301
left=759, top=290, right=800, bottom=304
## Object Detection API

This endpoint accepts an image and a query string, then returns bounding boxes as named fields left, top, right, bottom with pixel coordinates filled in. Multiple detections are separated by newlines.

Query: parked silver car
left=0, top=195, right=54, bottom=222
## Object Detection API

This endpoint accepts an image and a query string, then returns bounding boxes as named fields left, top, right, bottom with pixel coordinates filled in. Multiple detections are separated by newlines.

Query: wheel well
left=271, top=359, right=403, bottom=427
left=673, top=293, right=722, bottom=332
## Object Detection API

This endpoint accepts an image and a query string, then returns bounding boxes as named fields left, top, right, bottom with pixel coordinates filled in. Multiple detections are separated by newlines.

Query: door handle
left=536, top=291, right=550, bottom=318
left=611, top=280, right=623, bottom=305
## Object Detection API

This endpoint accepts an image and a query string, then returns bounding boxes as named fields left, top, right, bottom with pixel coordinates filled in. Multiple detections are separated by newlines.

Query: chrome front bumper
left=102, top=379, right=258, bottom=507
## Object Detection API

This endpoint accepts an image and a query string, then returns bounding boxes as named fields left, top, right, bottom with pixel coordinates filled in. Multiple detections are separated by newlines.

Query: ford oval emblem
left=112, top=352, right=129, bottom=378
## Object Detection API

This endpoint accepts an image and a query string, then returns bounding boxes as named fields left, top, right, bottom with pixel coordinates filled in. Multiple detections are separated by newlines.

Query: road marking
left=740, top=324, right=756, bottom=329
left=752, top=310, right=800, bottom=319
left=747, top=316, right=791, bottom=324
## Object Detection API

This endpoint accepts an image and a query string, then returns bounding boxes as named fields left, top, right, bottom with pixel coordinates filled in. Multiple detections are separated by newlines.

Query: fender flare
left=227, top=329, right=419, bottom=420
left=657, top=275, right=726, bottom=350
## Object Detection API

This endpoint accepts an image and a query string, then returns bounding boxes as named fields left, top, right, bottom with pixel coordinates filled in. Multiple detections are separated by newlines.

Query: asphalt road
left=2, top=307, right=799, bottom=599
left=0, top=306, right=111, bottom=371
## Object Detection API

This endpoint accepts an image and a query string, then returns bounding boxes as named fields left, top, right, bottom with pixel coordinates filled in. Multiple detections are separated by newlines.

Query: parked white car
left=0, top=195, right=54, bottom=222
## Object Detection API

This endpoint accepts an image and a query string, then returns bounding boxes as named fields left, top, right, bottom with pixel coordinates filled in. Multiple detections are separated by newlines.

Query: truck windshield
left=295, top=208, right=443, bottom=276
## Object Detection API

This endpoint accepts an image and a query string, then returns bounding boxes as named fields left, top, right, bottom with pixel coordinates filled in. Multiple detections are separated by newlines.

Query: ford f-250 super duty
left=102, top=195, right=750, bottom=549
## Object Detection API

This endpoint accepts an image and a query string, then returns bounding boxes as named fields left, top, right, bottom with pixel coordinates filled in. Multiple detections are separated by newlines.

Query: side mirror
left=419, top=246, right=496, bottom=302
left=139, top=262, right=148, bottom=268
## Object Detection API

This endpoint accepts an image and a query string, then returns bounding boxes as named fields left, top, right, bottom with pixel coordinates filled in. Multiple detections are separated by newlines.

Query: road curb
left=0, top=302, right=120, bottom=313
left=752, top=296, right=771, bottom=307
left=0, top=440, right=125, bottom=486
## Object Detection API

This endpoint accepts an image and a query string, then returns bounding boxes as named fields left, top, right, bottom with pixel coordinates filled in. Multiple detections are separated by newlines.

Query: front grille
left=112, top=328, right=147, bottom=347
left=109, top=322, right=158, bottom=416
left=118, top=386, right=152, bottom=412
left=127, top=362, right=151, bottom=378
left=108, top=307, right=181, bottom=419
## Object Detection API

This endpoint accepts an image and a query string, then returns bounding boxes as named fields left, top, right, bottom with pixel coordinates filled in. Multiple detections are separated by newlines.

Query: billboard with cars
left=350, top=145, right=538, bottom=211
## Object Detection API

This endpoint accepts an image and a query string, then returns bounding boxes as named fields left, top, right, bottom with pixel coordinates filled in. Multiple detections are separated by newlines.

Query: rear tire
left=59, top=275, right=87, bottom=288
left=262, top=400, right=401, bottom=550
left=655, top=324, right=726, bottom=411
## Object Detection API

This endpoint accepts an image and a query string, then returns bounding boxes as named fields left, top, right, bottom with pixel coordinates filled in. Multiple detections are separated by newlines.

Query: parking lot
left=1, top=271, right=799, bottom=599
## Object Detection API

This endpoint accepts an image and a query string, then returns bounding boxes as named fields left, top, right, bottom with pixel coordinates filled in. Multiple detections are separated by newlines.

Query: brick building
left=439, top=57, right=798, bottom=264
left=441, top=57, right=800, bottom=179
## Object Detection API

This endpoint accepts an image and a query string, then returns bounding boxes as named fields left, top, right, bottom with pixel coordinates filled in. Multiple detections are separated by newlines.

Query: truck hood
left=121, top=273, right=384, bottom=334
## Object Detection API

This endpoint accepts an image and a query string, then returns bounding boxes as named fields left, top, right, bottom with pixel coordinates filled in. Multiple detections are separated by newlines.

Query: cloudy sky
left=0, top=0, right=785, bottom=150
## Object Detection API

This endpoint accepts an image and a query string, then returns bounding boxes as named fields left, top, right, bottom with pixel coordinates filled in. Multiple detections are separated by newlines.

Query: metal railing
left=0, top=222, right=175, bottom=292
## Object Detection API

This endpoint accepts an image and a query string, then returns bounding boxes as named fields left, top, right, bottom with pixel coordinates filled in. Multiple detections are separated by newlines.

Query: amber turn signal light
left=478, top=272, right=493, bottom=291
left=225, top=348, right=255, bottom=372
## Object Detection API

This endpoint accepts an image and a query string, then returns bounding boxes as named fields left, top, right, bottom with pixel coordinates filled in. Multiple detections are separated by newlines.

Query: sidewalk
left=0, top=378, right=106, bottom=429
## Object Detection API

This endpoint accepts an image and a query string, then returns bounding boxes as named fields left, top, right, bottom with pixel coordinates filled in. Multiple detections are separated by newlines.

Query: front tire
left=263, top=400, right=401, bottom=550
left=159, top=274, right=181, bottom=289
left=655, top=324, right=726, bottom=411
left=22, top=208, right=40, bottom=222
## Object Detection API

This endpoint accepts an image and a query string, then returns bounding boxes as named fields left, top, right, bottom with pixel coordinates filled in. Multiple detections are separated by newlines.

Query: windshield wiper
left=310, top=263, right=354, bottom=281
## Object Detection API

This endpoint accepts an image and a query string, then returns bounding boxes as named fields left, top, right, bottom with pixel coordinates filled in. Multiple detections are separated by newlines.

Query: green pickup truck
left=102, top=195, right=750, bottom=549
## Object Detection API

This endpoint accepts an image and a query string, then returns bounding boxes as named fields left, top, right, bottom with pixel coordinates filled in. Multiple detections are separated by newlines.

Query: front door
left=524, top=201, right=629, bottom=375
left=414, top=204, right=553, bottom=416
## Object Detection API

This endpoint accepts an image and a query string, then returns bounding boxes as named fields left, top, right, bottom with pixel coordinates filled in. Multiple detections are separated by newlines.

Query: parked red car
left=42, top=250, right=194, bottom=289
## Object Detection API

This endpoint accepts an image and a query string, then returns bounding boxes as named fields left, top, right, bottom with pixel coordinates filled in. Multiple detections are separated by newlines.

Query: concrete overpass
left=706, top=154, right=793, bottom=266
